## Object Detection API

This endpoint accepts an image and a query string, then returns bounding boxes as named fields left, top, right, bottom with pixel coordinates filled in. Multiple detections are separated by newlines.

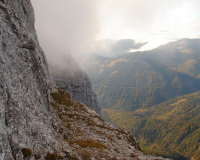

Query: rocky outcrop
left=50, top=88, right=171, bottom=160
left=0, top=0, right=72, bottom=159
left=49, top=54, right=102, bottom=116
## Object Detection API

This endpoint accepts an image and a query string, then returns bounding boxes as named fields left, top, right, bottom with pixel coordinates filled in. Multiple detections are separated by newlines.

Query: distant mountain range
left=148, top=38, right=200, bottom=78
left=80, top=38, right=200, bottom=160
left=81, top=39, right=200, bottom=111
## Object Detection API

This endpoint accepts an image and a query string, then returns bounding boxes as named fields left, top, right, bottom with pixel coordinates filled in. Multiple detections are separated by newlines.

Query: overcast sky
left=31, top=0, right=200, bottom=61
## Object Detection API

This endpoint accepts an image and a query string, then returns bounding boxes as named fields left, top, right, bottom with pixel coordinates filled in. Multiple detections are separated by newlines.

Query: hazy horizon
left=31, top=0, right=200, bottom=62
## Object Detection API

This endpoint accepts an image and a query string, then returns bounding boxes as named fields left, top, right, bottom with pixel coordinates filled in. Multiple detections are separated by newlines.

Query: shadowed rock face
left=49, top=54, right=102, bottom=117
left=0, top=0, right=71, bottom=159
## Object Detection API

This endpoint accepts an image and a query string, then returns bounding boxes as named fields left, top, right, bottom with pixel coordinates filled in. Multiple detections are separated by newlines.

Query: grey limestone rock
left=0, top=0, right=71, bottom=159
left=51, top=88, right=172, bottom=160
left=49, top=54, right=102, bottom=116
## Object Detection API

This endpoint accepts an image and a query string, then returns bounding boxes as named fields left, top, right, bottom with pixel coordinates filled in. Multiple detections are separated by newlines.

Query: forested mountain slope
left=81, top=53, right=200, bottom=111
left=103, top=91, right=200, bottom=160
left=80, top=38, right=200, bottom=160
left=148, top=38, right=200, bottom=78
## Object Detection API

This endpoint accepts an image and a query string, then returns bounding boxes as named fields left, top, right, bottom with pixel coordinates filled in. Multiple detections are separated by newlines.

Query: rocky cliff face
left=49, top=54, right=102, bottom=116
left=0, top=0, right=71, bottom=159
left=50, top=88, right=171, bottom=160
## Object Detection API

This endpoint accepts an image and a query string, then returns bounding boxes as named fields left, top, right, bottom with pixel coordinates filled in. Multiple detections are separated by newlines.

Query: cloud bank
left=31, top=0, right=100, bottom=63
left=31, top=0, right=200, bottom=63
left=93, top=39, right=147, bottom=57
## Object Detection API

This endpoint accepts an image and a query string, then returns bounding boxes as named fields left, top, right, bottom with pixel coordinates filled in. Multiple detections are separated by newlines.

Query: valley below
left=102, top=91, right=200, bottom=160
left=81, top=39, right=200, bottom=160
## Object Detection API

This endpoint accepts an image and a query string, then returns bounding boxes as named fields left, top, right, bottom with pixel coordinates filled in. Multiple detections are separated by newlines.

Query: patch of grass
left=51, top=89, right=72, bottom=106
left=50, top=102, right=58, bottom=108
left=80, top=150, right=91, bottom=160
left=65, top=113, right=77, bottom=118
left=45, top=153, right=59, bottom=160
left=58, top=113, right=64, bottom=119
left=34, top=154, right=41, bottom=159
left=65, top=123, right=72, bottom=129
left=58, top=89, right=71, bottom=98
left=22, top=148, right=32, bottom=158
left=130, top=153, right=137, bottom=157
left=66, top=139, right=75, bottom=145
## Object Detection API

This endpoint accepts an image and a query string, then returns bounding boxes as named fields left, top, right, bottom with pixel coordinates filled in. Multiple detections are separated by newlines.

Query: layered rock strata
left=49, top=54, right=102, bottom=116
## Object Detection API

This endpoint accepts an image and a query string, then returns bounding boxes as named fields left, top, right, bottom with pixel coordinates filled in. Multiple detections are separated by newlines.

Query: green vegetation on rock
left=50, top=88, right=143, bottom=159
left=22, top=148, right=32, bottom=158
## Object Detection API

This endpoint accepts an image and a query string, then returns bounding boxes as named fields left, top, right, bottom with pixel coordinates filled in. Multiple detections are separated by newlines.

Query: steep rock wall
left=0, top=1, right=71, bottom=159
left=49, top=54, right=102, bottom=116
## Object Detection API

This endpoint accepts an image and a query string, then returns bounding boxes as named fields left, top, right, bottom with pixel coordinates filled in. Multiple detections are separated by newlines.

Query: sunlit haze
left=31, top=0, right=200, bottom=61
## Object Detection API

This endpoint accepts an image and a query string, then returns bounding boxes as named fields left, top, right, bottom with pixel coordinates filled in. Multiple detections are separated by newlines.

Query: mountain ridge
left=81, top=52, right=200, bottom=111
left=146, top=38, right=200, bottom=78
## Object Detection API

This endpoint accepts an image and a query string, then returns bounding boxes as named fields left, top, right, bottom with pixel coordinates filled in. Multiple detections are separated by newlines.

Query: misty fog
left=31, top=0, right=200, bottom=73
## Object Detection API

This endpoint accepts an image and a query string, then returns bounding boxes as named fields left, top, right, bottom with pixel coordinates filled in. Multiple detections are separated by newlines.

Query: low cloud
left=110, top=39, right=147, bottom=51
left=93, top=39, right=147, bottom=57
left=31, top=0, right=200, bottom=65
left=31, top=0, right=100, bottom=63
